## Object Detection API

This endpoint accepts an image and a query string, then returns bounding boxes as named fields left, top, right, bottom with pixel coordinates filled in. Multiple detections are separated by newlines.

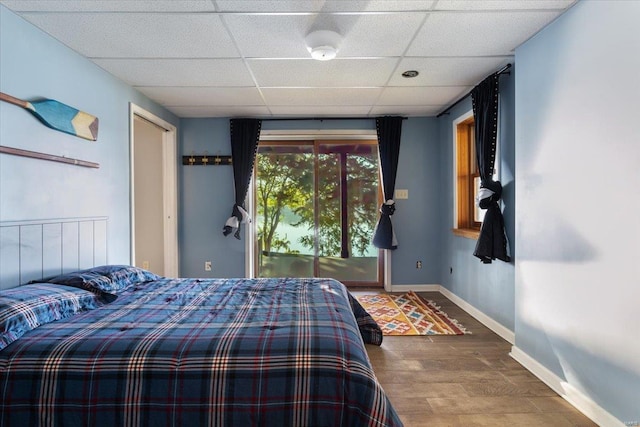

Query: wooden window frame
left=453, top=115, right=481, bottom=239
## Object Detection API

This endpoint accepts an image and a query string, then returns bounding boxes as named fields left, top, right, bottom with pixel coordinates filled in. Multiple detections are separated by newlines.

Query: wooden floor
left=356, top=291, right=597, bottom=427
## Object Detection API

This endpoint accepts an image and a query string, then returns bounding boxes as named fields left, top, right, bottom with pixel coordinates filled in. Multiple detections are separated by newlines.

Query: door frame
left=248, top=129, right=391, bottom=288
left=129, top=103, right=178, bottom=277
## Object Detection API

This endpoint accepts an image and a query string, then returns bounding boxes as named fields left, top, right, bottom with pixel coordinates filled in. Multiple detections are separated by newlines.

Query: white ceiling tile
left=261, top=88, right=383, bottom=106
left=0, top=1, right=217, bottom=12
left=333, top=13, right=427, bottom=57
left=370, top=105, right=444, bottom=117
left=267, top=106, right=374, bottom=116
left=336, top=0, right=436, bottom=12
left=215, top=0, right=323, bottom=12
left=94, top=59, right=255, bottom=87
left=390, top=57, right=511, bottom=86
left=222, top=14, right=311, bottom=58
left=168, top=106, right=271, bottom=118
left=223, top=13, right=425, bottom=58
left=377, top=86, right=470, bottom=106
left=435, top=0, right=576, bottom=11
left=215, top=1, right=437, bottom=13
left=406, top=10, right=562, bottom=56
left=136, top=87, right=265, bottom=106
left=249, top=59, right=398, bottom=87
left=20, top=12, right=239, bottom=58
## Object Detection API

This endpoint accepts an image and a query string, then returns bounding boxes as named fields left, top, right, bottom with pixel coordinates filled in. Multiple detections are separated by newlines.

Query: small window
left=453, top=114, right=482, bottom=238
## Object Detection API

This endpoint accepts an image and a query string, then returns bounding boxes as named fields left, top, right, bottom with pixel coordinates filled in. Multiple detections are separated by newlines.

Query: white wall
left=514, top=1, right=640, bottom=424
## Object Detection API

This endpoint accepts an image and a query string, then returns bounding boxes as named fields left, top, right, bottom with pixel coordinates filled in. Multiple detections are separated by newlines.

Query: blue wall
left=4, top=1, right=637, bottom=422
left=179, top=118, right=243, bottom=277
left=435, top=68, right=516, bottom=331
left=179, top=117, right=442, bottom=284
left=0, top=5, right=179, bottom=265
left=514, top=0, right=639, bottom=423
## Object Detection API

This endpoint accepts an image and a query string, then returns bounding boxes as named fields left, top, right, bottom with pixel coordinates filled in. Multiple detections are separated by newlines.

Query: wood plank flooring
left=355, top=291, right=597, bottom=427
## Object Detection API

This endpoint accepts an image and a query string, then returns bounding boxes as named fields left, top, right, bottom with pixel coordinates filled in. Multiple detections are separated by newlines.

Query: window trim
left=250, top=138, right=384, bottom=288
left=247, top=130, right=394, bottom=288
left=452, top=110, right=480, bottom=239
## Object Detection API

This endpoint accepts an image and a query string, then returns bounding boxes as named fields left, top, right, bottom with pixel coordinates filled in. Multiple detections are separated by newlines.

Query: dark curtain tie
left=223, top=118, right=261, bottom=240
left=379, top=200, right=396, bottom=216
left=471, top=74, right=510, bottom=263
left=223, top=204, right=250, bottom=239
left=372, top=200, right=397, bottom=249
left=477, top=180, right=502, bottom=209
left=372, top=116, right=402, bottom=250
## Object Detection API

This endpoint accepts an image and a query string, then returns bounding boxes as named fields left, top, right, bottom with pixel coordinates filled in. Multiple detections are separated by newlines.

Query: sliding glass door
left=255, top=142, right=315, bottom=278
left=254, top=139, right=382, bottom=287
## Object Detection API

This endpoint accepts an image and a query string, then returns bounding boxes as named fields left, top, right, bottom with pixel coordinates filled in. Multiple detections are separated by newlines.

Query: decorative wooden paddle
left=0, top=92, right=99, bottom=141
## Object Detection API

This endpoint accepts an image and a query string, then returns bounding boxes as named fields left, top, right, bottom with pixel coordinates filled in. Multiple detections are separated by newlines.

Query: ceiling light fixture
left=402, top=70, right=419, bottom=78
left=305, top=30, right=341, bottom=61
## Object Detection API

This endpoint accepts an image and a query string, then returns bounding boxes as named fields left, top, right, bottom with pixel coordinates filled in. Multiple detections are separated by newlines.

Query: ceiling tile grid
left=0, top=0, right=578, bottom=118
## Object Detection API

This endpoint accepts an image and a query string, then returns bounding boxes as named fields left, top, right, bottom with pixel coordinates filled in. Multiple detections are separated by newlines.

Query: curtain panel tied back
left=372, top=116, right=403, bottom=250
left=471, top=74, right=510, bottom=264
left=223, top=118, right=262, bottom=239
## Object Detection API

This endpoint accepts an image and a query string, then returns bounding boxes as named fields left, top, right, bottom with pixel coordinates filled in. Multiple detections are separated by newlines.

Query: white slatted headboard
left=0, top=217, right=108, bottom=290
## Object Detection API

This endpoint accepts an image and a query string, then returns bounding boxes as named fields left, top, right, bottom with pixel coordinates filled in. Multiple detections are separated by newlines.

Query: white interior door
left=130, top=104, right=178, bottom=277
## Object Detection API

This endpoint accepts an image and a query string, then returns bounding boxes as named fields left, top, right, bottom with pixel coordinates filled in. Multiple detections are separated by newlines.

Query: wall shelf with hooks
left=182, top=155, right=232, bottom=166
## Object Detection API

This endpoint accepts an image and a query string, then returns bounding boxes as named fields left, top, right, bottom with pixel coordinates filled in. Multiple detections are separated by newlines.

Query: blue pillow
left=0, top=283, right=105, bottom=350
left=88, top=265, right=160, bottom=290
left=46, top=265, right=160, bottom=296
left=45, top=270, right=117, bottom=298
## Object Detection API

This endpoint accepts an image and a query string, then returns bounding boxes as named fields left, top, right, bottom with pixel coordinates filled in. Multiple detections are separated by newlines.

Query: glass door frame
left=249, top=138, right=384, bottom=288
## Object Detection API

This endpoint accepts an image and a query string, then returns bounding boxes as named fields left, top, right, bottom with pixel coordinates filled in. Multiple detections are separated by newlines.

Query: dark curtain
left=372, top=116, right=403, bottom=250
left=223, top=118, right=262, bottom=239
left=471, top=74, right=510, bottom=263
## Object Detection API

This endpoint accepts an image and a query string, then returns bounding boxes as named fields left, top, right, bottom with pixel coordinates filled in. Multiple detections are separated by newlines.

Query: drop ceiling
left=0, top=0, right=577, bottom=118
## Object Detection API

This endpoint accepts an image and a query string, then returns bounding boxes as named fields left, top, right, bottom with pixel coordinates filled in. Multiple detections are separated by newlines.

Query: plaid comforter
left=0, top=277, right=401, bottom=427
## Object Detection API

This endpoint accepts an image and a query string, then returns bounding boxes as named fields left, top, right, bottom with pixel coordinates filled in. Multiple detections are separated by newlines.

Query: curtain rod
left=436, top=63, right=512, bottom=118
left=260, top=116, right=407, bottom=122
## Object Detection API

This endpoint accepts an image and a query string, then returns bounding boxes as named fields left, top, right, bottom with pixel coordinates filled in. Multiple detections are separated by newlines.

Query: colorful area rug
left=356, top=291, right=470, bottom=336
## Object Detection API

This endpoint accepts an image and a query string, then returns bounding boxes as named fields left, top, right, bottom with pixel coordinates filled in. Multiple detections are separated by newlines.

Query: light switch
left=395, top=189, right=409, bottom=199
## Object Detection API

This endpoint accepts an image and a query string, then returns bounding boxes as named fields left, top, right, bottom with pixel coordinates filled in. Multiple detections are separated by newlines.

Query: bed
left=0, top=264, right=402, bottom=427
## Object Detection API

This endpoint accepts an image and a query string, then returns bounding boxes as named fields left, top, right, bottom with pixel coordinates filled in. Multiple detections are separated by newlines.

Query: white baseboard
left=510, top=346, right=625, bottom=427
left=395, top=284, right=624, bottom=426
left=390, top=284, right=441, bottom=292
left=438, top=286, right=515, bottom=345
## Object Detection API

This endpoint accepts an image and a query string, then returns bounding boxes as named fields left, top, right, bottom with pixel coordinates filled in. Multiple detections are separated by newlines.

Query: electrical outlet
left=416, top=260, right=422, bottom=269
left=142, top=261, right=149, bottom=270
left=204, top=261, right=212, bottom=271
